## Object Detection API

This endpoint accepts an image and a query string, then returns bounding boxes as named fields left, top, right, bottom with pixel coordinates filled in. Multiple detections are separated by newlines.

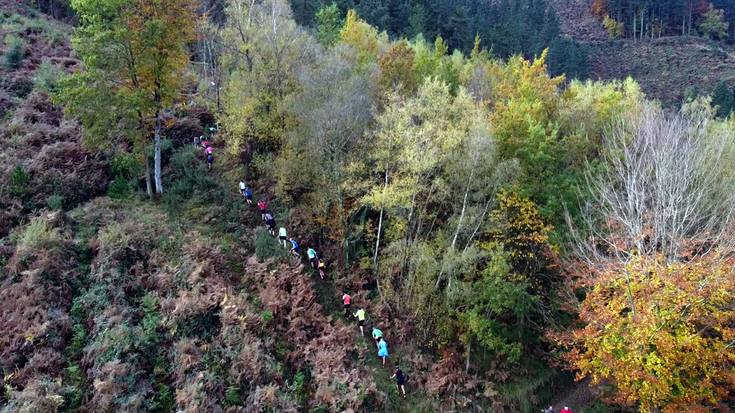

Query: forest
left=0, top=0, right=734, bottom=412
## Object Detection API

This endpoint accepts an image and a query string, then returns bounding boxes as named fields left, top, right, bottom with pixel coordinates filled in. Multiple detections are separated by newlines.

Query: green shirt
left=372, top=328, right=383, bottom=339
left=354, top=309, right=366, bottom=321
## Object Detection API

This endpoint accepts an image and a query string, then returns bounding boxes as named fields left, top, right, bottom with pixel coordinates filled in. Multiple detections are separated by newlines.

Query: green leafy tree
left=219, top=0, right=315, bottom=156
left=315, top=3, right=341, bottom=47
left=61, top=0, right=196, bottom=197
left=699, top=3, right=729, bottom=39
left=711, top=80, right=734, bottom=118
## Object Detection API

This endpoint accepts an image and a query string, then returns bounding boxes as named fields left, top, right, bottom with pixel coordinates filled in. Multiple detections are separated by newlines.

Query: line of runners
left=236, top=178, right=407, bottom=398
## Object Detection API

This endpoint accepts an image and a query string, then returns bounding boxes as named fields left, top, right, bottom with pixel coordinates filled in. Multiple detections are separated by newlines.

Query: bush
left=254, top=229, right=286, bottom=262
left=18, top=217, right=58, bottom=251
left=107, top=176, right=132, bottom=199
left=46, top=194, right=64, bottom=210
left=34, top=60, right=63, bottom=93
left=10, top=164, right=29, bottom=197
left=3, top=35, right=24, bottom=69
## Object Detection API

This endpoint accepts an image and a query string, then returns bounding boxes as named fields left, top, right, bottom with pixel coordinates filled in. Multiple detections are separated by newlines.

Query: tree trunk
left=144, top=154, right=153, bottom=199
left=154, top=111, right=163, bottom=196
left=465, top=338, right=472, bottom=373
left=373, top=171, right=389, bottom=303
left=436, top=172, right=472, bottom=289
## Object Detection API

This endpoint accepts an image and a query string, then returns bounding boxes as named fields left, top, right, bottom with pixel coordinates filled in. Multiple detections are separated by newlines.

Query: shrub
left=254, top=229, right=286, bottom=262
left=47, top=194, right=64, bottom=210
left=34, top=60, right=63, bottom=93
left=2, top=35, right=24, bottom=69
left=10, top=164, right=29, bottom=197
left=107, top=176, right=132, bottom=199
left=18, top=217, right=58, bottom=251
left=603, top=15, right=624, bottom=39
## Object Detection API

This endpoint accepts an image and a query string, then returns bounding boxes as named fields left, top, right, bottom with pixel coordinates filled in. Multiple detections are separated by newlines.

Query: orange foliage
left=559, top=254, right=735, bottom=412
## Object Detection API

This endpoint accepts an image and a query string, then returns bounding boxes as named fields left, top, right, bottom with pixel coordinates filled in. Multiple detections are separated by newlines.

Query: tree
left=219, top=0, right=316, bottom=156
left=560, top=104, right=735, bottom=412
left=278, top=47, right=375, bottom=241
left=711, top=80, right=734, bottom=118
left=63, top=0, right=195, bottom=197
left=573, top=104, right=735, bottom=263
left=377, top=40, right=418, bottom=96
left=603, top=15, right=624, bottom=38
left=565, top=254, right=735, bottom=412
left=339, top=9, right=383, bottom=66
left=315, top=2, right=341, bottom=47
left=698, top=2, right=729, bottom=39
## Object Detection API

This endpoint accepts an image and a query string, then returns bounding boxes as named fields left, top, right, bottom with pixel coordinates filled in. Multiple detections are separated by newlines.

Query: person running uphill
left=206, top=146, right=214, bottom=170
left=244, top=186, right=253, bottom=205
left=257, top=199, right=267, bottom=221
left=377, top=337, right=389, bottom=366
left=341, top=292, right=351, bottom=316
left=307, top=247, right=318, bottom=269
left=239, top=181, right=247, bottom=198
left=264, top=213, right=276, bottom=236
left=371, top=326, right=383, bottom=349
left=353, top=307, right=366, bottom=335
left=316, top=258, right=326, bottom=280
left=278, top=227, right=288, bottom=248
left=289, top=238, right=301, bottom=258
left=391, top=367, right=407, bottom=398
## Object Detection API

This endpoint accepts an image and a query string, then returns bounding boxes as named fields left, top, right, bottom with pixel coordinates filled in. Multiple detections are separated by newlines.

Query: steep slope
left=547, top=0, right=608, bottom=41
left=588, top=37, right=735, bottom=107
left=548, top=0, right=735, bottom=106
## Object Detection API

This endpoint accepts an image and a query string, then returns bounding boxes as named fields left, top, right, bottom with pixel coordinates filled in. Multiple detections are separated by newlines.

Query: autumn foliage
left=560, top=254, right=735, bottom=411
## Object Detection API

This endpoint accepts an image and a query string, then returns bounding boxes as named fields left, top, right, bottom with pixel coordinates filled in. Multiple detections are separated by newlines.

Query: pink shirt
left=342, top=294, right=351, bottom=305
left=206, top=146, right=213, bottom=154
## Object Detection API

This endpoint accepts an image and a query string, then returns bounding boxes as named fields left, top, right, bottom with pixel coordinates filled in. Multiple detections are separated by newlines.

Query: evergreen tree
left=711, top=80, right=734, bottom=118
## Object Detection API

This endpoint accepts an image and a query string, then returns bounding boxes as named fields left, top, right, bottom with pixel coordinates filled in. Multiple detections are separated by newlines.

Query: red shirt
left=342, top=294, right=351, bottom=305
left=258, top=201, right=266, bottom=211
left=560, top=408, right=572, bottom=413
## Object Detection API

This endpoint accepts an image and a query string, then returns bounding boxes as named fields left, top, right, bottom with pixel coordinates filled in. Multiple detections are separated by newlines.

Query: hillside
left=549, top=0, right=735, bottom=106
left=2, top=1, right=734, bottom=413
left=588, top=37, right=735, bottom=107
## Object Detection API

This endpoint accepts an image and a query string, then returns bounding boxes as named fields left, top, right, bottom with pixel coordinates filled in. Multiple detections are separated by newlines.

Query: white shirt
left=239, top=182, right=246, bottom=190
left=279, top=227, right=287, bottom=237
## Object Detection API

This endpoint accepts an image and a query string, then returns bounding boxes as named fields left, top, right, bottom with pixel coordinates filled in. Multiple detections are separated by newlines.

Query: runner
left=341, top=292, right=351, bottom=316
left=206, top=146, right=214, bottom=170
left=278, top=226, right=288, bottom=248
left=371, top=326, right=383, bottom=349
left=542, top=407, right=555, bottom=413
left=244, top=186, right=253, bottom=205
left=264, top=212, right=276, bottom=236
left=317, top=258, right=326, bottom=280
left=289, top=238, right=301, bottom=258
left=307, top=247, right=318, bottom=269
left=239, top=180, right=247, bottom=198
left=391, top=366, right=407, bottom=398
left=559, top=407, right=572, bottom=413
left=353, top=307, right=366, bottom=335
left=257, top=199, right=267, bottom=221
left=377, top=337, right=389, bottom=365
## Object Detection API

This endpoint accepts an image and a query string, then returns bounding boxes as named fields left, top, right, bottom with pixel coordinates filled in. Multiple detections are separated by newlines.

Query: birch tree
left=63, top=0, right=195, bottom=198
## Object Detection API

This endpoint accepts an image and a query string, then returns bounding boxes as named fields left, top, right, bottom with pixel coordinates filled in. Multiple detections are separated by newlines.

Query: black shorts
left=279, top=236, right=287, bottom=241
left=241, top=189, right=247, bottom=196
left=343, top=303, right=351, bottom=309
left=358, top=319, right=364, bottom=326
left=396, top=377, right=405, bottom=385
